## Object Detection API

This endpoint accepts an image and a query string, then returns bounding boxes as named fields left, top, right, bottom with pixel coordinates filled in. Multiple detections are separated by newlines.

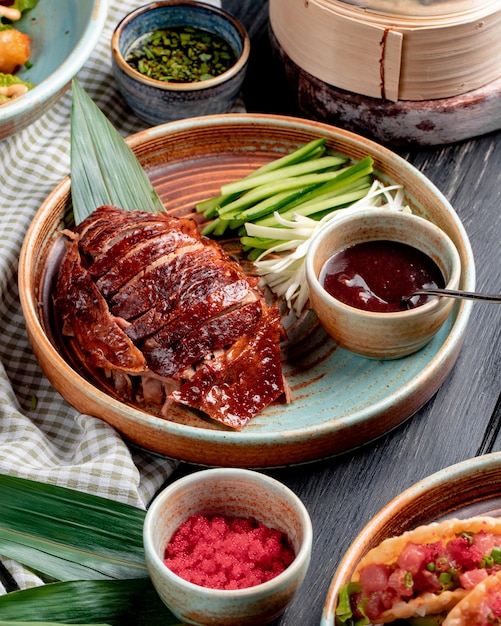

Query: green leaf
left=0, top=474, right=148, bottom=581
left=70, top=80, right=165, bottom=225
left=0, top=580, right=182, bottom=626
left=0, top=622, right=111, bottom=626
left=12, top=0, right=39, bottom=14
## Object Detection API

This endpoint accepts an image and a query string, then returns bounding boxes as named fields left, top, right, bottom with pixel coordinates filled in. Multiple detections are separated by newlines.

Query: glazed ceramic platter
left=18, top=114, right=475, bottom=467
left=321, top=452, right=501, bottom=625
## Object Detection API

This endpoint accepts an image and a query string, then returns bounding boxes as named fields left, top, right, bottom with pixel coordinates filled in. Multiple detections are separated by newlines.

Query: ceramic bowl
left=305, top=208, right=462, bottom=359
left=321, top=452, right=501, bottom=625
left=143, top=468, right=313, bottom=625
left=111, top=1, right=250, bottom=125
left=0, top=0, right=107, bottom=140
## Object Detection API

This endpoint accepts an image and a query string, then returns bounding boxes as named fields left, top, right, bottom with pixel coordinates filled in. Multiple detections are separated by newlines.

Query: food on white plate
left=55, top=205, right=287, bottom=430
left=0, top=0, right=38, bottom=103
left=335, top=517, right=501, bottom=625
left=442, top=569, right=501, bottom=626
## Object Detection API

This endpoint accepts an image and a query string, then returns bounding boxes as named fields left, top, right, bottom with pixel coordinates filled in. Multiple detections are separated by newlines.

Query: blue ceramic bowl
left=111, top=1, right=250, bottom=125
left=0, top=0, right=108, bottom=140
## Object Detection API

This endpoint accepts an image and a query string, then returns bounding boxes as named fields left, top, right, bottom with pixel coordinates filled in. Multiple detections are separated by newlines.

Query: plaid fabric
left=0, top=0, right=235, bottom=593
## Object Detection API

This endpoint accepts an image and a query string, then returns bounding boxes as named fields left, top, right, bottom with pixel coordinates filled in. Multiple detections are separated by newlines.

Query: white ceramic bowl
left=143, top=468, right=313, bottom=625
left=111, top=1, right=250, bottom=125
left=305, top=208, right=462, bottom=359
left=0, top=0, right=108, bottom=140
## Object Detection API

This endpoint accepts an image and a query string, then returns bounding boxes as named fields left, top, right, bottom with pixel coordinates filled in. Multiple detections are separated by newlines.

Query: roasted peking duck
left=55, top=205, right=287, bottom=430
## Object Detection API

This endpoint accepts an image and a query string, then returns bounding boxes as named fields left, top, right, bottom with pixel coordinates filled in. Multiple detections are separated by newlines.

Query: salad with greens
left=0, top=0, right=39, bottom=104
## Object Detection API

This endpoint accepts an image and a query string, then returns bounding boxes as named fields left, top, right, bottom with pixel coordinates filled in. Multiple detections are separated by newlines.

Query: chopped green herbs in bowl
left=111, top=1, right=250, bottom=126
left=126, top=25, right=237, bottom=83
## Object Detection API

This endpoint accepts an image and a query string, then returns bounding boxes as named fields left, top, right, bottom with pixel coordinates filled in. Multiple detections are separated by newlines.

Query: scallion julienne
left=196, top=141, right=412, bottom=316
left=250, top=182, right=412, bottom=316
left=195, top=137, right=334, bottom=217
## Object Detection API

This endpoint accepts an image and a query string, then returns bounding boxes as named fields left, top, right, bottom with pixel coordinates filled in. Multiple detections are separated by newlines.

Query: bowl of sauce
left=143, top=468, right=312, bottom=625
left=305, top=208, right=461, bottom=359
left=111, top=1, right=250, bottom=126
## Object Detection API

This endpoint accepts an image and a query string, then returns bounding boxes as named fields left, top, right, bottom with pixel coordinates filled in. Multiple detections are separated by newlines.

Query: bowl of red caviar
left=305, top=207, right=462, bottom=360
left=143, top=468, right=313, bottom=625
left=111, top=0, right=250, bottom=126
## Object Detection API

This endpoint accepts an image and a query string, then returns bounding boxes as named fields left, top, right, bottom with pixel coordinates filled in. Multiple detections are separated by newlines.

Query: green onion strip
left=198, top=138, right=412, bottom=317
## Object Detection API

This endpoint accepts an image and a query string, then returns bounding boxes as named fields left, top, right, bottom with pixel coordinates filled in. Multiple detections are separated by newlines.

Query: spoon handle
left=410, top=288, right=501, bottom=303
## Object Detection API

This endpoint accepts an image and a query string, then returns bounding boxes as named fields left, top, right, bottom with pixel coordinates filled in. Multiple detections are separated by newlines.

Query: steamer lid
left=335, top=0, right=494, bottom=17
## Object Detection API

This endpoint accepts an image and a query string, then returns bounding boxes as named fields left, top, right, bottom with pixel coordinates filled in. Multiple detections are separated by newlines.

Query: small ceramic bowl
left=0, top=0, right=107, bottom=140
left=143, top=468, right=313, bottom=625
left=305, top=208, right=462, bottom=359
left=111, top=1, right=250, bottom=125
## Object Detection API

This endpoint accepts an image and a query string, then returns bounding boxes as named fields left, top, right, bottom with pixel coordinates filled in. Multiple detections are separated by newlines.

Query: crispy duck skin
left=171, top=307, right=284, bottom=429
left=55, top=205, right=286, bottom=429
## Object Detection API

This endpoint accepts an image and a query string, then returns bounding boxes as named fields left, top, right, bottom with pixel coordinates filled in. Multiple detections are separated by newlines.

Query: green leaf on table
left=0, top=474, right=148, bottom=581
left=0, top=622, right=111, bottom=626
left=70, top=79, right=165, bottom=225
left=0, top=623, right=111, bottom=626
left=0, top=579, right=182, bottom=625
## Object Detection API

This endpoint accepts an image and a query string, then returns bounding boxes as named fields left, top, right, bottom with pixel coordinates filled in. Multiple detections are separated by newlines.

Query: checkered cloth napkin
left=0, top=0, right=237, bottom=593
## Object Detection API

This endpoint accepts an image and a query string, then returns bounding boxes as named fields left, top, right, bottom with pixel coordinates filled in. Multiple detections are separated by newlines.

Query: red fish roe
left=163, top=514, right=296, bottom=590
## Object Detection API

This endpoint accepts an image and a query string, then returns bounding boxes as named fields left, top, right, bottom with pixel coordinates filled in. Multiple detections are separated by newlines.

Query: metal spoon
left=403, top=288, right=501, bottom=305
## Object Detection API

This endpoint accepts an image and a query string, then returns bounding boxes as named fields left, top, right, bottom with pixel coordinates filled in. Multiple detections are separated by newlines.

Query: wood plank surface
left=176, top=3, right=501, bottom=623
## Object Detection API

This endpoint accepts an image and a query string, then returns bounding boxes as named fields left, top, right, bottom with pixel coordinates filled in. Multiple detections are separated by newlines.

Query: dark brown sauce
left=320, top=240, right=445, bottom=313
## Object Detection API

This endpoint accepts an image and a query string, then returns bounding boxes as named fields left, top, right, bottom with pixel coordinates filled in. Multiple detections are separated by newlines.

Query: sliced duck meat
left=55, top=239, right=148, bottom=373
left=171, top=307, right=284, bottom=430
left=55, top=205, right=286, bottom=429
left=125, top=278, right=256, bottom=342
left=89, top=221, right=182, bottom=277
left=77, top=206, right=180, bottom=260
left=95, top=228, right=202, bottom=297
left=109, top=244, right=217, bottom=319
left=143, top=300, right=263, bottom=379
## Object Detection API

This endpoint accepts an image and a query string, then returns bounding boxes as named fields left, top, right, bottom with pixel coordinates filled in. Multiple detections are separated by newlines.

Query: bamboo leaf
left=0, top=580, right=182, bottom=625
left=0, top=622, right=111, bottom=626
left=0, top=475, right=148, bottom=581
left=70, top=79, right=165, bottom=224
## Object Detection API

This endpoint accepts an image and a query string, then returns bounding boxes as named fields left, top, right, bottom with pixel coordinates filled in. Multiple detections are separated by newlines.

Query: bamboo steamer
left=269, top=0, right=501, bottom=101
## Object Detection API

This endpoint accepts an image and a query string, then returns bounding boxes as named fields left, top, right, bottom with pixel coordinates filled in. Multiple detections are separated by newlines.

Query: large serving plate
left=18, top=113, right=475, bottom=467
left=321, top=452, right=501, bottom=625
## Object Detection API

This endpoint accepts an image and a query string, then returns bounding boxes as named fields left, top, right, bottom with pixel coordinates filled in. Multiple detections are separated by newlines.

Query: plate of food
left=322, top=452, right=501, bottom=625
left=0, top=0, right=107, bottom=139
left=18, top=100, right=475, bottom=467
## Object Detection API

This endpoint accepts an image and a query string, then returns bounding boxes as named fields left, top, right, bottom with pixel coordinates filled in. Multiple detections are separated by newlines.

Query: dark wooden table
left=169, top=2, right=501, bottom=624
